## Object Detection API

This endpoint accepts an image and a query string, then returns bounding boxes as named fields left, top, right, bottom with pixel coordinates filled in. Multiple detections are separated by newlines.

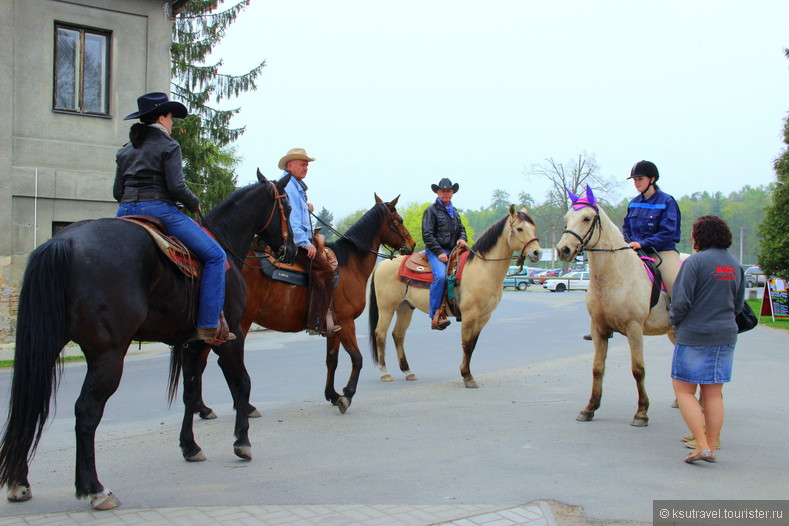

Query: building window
left=54, top=23, right=111, bottom=116
left=52, top=222, right=73, bottom=237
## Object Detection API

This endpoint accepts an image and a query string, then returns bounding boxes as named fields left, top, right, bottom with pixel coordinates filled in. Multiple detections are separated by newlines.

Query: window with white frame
left=54, top=23, right=111, bottom=115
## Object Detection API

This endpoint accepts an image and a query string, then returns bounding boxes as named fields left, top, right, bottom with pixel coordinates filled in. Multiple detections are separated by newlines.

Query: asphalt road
left=0, top=290, right=786, bottom=522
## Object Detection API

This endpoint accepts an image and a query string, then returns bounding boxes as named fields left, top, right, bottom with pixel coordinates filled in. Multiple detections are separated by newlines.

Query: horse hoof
left=337, top=396, right=350, bottom=414
left=234, top=446, right=252, bottom=460
left=631, top=417, right=649, bottom=427
left=6, top=484, right=32, bottom=502
left=463, top=378, right=479, bottom=388
left=380, top=374, right=393, bottom=382
left=90, top=490, right=121, bottom=511
left=405, top=373, right=418, bottom=381
left=199, top=410, right=218, bottom=420
left=185, top=450, right=207, bottom=462
left=248, top=408, right=262, bottom=418
left=576, top=411, right=594, bottom=422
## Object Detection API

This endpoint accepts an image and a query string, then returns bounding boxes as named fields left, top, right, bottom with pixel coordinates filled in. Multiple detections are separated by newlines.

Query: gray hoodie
left=670, top=248, right=745, bottom=346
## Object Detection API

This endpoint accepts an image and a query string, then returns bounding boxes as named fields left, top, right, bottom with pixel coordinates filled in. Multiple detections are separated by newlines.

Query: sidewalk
left=0, top=501, right=578, bottom=526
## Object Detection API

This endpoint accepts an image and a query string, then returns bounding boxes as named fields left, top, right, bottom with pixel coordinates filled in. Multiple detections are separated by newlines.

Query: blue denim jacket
left=622, top=189, right=681, bottom=252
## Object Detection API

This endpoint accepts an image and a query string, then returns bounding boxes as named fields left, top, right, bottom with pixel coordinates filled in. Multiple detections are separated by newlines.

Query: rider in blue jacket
left=622, top=160, right=681, bottom=295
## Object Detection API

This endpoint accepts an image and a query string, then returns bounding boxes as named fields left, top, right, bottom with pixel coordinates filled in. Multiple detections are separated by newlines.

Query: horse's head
left=556, top=184, right=600, bottom=262
left=375, top=193, right=416, bottom=255
left=507, top=205, right=542, bottom=263
left=258, top=170, right=298, bottom=263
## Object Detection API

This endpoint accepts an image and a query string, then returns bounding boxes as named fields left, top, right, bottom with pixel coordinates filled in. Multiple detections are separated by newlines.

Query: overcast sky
left=212, top=0, right=789, bottom=219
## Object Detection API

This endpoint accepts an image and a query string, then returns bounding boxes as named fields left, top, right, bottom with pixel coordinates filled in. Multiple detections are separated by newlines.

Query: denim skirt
left=671, top=344, right=735, bottom=384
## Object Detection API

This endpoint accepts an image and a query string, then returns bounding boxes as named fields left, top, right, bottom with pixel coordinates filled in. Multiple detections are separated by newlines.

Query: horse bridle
left=562, top=201, right=629, bottom=254
left=380, top=205, right=412, bottom=257
left=199, top=181, right=291, bottom=268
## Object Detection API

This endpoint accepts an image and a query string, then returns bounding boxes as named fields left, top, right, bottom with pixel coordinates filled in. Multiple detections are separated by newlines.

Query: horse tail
left=167, top=345, right=183, bottom=407
left=368, top=270, right=380, bottom=366
left=0, top=238, right=72, bottom=488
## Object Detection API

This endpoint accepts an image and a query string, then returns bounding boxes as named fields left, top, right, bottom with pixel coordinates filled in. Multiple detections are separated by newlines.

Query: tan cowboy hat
left=278, top=148, right=316, bottom=170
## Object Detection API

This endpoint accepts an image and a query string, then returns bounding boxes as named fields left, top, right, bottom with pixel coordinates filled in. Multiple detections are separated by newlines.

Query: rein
left=467, top=216, right=539, bottom=266
left=310, top=206, right=410, bottom=259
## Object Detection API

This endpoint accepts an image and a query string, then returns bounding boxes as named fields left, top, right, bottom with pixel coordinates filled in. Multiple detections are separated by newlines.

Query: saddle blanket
left=397, top=250, right=470, bottom=289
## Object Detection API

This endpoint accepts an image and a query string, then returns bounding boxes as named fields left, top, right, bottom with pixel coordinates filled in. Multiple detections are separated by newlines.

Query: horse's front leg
left=325, top=322, right=362, bottom=414
left=577, top=322, right=609, bottom=422
left=627, top=329, right=649, bottom=427
left=392, top=303, right=417, bottom=381
left=213, top=337, right=253, bottom=460
left=179, top=344, right=207, bottom=461
left=459, top=313, right=489, bottom=388
left=74, top=348, right=125, bottom=510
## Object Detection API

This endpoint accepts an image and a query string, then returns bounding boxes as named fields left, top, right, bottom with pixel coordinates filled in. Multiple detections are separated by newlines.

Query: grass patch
left=0, top=354, right=85, bottom=369
left=748, top=298, right=789, bottom=331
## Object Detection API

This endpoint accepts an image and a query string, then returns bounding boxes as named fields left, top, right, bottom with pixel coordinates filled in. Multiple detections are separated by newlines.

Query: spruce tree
left=170, top=0, right=265, bottom=210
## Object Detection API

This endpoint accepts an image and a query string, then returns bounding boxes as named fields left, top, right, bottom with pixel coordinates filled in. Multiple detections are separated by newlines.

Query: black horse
left=0, top=170, right=296, bottom=510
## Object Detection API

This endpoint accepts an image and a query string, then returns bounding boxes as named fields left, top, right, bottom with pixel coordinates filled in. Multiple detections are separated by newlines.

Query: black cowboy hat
left=627, top=160, right=659, bottom=181
left=431, top=177, right=459, bottom=193
left=123, top=92, right=188, bottom=121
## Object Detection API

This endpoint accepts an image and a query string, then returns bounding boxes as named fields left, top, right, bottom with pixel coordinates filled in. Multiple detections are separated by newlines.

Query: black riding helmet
left=627, top=160, right=659, bottom=196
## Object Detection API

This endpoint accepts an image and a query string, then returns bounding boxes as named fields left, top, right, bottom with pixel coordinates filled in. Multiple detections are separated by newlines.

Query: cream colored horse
left=368, top=205, right=542, bottom=388
left=555, top=185, right=675, bottom=426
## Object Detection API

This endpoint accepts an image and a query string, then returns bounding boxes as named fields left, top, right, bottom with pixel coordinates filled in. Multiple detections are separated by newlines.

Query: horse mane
left=327, top=203, right=388, bottom=266
left=204, top=182, right=261, bottom=234
left=468, top=210, right=535, bottom=261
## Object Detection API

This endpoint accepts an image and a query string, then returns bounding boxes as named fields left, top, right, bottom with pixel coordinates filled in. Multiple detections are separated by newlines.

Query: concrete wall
left=0, top=0, right=175, bottom=342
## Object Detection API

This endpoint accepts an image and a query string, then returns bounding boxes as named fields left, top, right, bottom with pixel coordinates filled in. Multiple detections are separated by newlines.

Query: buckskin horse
left=555, top=185, right=675, bottom=426
left=0, top=171, right=296, bottom=510
left=188, top=195, right=414, bottom=418
left=369, top=205, right=541, bottom=387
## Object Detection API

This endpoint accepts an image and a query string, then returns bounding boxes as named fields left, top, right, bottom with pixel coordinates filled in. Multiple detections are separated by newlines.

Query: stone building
left=0, top=0, right=187, bottom=342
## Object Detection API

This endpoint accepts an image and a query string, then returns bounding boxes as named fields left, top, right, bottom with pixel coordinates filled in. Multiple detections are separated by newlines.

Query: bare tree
left=526, top=152, right=620, bottom=217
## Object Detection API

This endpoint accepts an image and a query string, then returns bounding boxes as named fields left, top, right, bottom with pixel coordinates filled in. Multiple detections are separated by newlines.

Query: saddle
left=398, top=247, right=469, bottom=320
left=639, top=252, right=665, bottom=309
left=119, top=216, right=199, bottom=277
left=252, top=230, right=339, bottom=288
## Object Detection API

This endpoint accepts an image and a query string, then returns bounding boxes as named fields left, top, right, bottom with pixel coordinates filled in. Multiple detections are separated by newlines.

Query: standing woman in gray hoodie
left=670, top=215, right=745, bottom=464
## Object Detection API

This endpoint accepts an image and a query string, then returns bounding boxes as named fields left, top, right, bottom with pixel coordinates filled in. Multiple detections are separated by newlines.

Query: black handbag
left=736, top=302, right=758, bottom=333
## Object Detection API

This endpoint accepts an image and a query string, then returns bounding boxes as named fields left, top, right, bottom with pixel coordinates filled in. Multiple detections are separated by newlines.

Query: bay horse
left=0, top=170, right=296, bottom=510
left=189, top=195, right=415, bottom=418
left=369, top=205, right=541, bottom=388
left=555, top=185, right=675, bottom=426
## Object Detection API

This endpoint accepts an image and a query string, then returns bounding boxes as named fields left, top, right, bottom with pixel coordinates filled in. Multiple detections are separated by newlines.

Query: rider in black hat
left=421, top=178, right=467, bottom=330
left=114, top=92, right=235, bottom=345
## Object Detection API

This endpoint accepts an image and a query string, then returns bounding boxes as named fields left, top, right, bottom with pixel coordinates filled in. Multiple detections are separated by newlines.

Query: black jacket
left=114, top=127, right=200, bottom=212
left=422, top=200, right=467, bottom=256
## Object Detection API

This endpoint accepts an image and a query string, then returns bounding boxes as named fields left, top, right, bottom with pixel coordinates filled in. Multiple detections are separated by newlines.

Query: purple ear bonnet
left=568, top=185, right=597, bottom=210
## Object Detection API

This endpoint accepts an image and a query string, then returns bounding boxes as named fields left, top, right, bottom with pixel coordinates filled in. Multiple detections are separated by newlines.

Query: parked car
left=744, top=266, right=766, bottom=287
left=502, top=266, right=536, bottom=291
left=543, top=271, right=591, bottom=292
left=534, top=268, right=563, bottom=284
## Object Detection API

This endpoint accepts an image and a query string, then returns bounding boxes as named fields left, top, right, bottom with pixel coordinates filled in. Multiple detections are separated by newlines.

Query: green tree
left=171, top=0, right=265, bottom=210
left=333, top=209, right=367, bottom=237
left=758, top=88, right=789, bottom=278
left=400, top=202, right=475, bottom=252
left=315, top=207, right=336, bottom=241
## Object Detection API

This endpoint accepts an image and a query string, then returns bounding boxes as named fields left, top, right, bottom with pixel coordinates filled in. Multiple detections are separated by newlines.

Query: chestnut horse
left=189, top=195, right=414, bottom=417
left=369, top=206, right=542, bottom=388
left=0, top=171, right=295, bottom=510
left=555, top=185, right=675, bottom=426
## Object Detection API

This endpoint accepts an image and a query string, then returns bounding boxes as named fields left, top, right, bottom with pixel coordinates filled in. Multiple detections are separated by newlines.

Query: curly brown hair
left=692, top=215, right=732, bottom=251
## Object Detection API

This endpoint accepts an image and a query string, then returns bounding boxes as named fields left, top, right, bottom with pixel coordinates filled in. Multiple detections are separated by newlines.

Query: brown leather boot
left=196, top=312, right=236, bottom=345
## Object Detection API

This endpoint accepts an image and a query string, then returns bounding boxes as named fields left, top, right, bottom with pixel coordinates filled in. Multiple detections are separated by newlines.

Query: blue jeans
left=117, top=201, right=227, bottom=329
left=425, top=249, right=448, bottom=318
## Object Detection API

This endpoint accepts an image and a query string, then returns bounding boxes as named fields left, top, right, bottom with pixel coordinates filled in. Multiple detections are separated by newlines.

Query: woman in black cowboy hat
left=421, top=178, right=467, bottom=330
left=113, top=92, right=234, bottom=344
